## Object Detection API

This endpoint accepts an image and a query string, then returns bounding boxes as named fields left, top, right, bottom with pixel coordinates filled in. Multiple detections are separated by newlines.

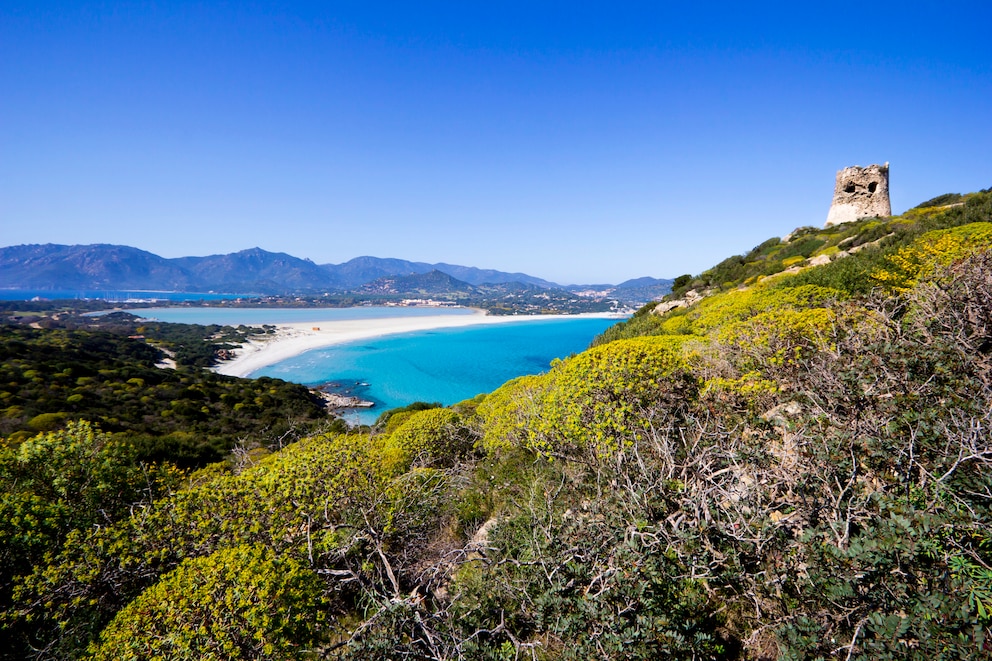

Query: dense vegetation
left=6, top=308, right=276, bottom=368
left=2, top=189, right=992, bottom=659
left=0, top=325, right=329, bottom=463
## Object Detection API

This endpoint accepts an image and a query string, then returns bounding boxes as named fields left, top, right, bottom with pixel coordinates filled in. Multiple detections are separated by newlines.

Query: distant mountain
left=0, top=243, right=670, bottom=303
left=561, top=277, right=673, bottom=305
left=0, top=244, right=336, bottom=294
left=615, top=276, right=670, bottom=289
left=613, top=276, right=673, bottom=303
left=431, top=262, right=557, bottom=288
left=322, top=257, right=435, bottom=289
left=358, top=270, right=476, bottom=296
left=0, top=244, right=567, bottom=294
left=321, top=256, right=557, bottom=289
left=173, top=248, right=332, bottom=292
left=0, top=244, right=193, bottom=290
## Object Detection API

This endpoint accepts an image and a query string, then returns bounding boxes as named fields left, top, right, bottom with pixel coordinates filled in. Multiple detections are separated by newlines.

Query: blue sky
left=2, top=2, right=990, bottom=284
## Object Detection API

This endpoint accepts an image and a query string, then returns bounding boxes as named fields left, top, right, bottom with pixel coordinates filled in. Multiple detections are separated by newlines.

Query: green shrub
left=385, top=408, right=470, bottom=468
left=914, top=192, right=963, bottom=208
left=375, top=400, right=442, bottom=428
left=88, top=544, right=328, bottom=660
left=26, top=411, right=66, bottom=432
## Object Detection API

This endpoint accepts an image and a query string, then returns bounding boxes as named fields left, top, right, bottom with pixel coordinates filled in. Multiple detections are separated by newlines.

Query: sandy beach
left=213, top=310, right=622, bottom=378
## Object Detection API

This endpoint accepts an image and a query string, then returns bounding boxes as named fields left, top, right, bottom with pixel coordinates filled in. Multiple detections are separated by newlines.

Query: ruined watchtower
left=824, top=163, right=891, bottom=227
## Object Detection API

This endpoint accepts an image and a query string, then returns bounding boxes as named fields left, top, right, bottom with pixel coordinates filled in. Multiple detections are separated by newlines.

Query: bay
left=253, top=317, right=618, bottom=425
left=128, top=305, right=620, bottom=426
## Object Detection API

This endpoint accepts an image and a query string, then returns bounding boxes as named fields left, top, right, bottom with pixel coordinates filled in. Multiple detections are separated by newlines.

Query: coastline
left=213, top=310, right=623, bottom=378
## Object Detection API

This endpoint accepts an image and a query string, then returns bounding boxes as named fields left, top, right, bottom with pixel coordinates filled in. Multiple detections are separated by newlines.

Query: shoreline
left=213, top=310, right=623, bottom=378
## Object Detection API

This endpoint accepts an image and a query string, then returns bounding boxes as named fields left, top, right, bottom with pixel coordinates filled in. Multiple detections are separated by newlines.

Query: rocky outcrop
left=653, top=289, right=705, bottom=315
left=317, top=391, right=375, bottom=409
left=825, top=163, right=891, bottom=227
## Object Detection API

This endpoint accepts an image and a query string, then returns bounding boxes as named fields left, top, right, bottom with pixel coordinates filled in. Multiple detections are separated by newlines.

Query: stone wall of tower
left=825, top=163, right=891, bottom=227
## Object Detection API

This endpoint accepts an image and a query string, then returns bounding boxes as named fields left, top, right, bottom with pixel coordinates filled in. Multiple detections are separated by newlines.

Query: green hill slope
left=3, top=189, right=992, bottom=659
left=597, top=188, right=992, bottom=345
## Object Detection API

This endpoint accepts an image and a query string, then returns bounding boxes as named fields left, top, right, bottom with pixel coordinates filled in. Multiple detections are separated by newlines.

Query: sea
left=254, top=317, right=619, bottom=425
left=131, top=307, right=621, bottom=425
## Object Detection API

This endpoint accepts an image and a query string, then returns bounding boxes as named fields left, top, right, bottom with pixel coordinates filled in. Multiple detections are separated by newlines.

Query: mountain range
left=0, top=244, right=672, bottom=301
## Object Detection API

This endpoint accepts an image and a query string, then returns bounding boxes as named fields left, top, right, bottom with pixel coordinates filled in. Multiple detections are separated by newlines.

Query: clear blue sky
left=2, top=2, right=990, bottom=284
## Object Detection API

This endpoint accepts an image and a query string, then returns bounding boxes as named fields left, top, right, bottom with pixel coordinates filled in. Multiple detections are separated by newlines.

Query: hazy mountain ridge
left=428, top=262, right=557, bottom=288
left=0, top=244, right=670, bottom=301
left=167, top=248, right=334, bottom=293
left=357, top=269, right=477, bottom=296
left=0, top=244, right=193, bottom=291
left=320, top=256, right=436, bottom=289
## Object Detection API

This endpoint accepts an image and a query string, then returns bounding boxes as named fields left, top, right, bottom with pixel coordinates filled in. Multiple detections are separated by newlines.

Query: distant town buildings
left=388, top=299, right=461, bottom=307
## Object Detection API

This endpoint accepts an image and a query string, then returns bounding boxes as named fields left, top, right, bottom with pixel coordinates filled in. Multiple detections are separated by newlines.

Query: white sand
left=213, top=310, right=622, bottom=378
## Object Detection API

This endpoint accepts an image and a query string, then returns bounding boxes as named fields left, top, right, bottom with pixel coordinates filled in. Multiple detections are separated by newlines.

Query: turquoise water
left=133, top=306, right=475, bottom=325
left=253, top=317, right=619, bottom=425
left=133, top=306, right=621, bottom=425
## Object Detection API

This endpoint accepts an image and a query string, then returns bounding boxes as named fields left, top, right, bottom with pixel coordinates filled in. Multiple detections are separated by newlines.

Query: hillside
left=598, top=188, right=992, bottom=345
left=2, top=188, right=991, bottom=659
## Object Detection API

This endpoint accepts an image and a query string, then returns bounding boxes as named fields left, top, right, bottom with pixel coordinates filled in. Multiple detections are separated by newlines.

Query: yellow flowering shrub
left=476, top=374, right=547, bottom=453
left=873, top=222, right=992, bottom=291
left=656, top=309, right=695, bottom=335
left=528, top=336, right=696, bottom=456
left=717, top=307, right=838, bottom=368
left=14, top=429, right=454, bottom=652
left=384, top=408, right=468, bottom=468
left=702, top=372, right=780, bottom=398
left=658, top=283, right=841, bottom=340
left=383, top=410, right=417, bottom=434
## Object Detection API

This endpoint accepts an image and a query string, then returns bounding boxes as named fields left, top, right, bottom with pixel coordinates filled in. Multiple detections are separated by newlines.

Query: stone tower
left=825, top=163, right=891, bottom=227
